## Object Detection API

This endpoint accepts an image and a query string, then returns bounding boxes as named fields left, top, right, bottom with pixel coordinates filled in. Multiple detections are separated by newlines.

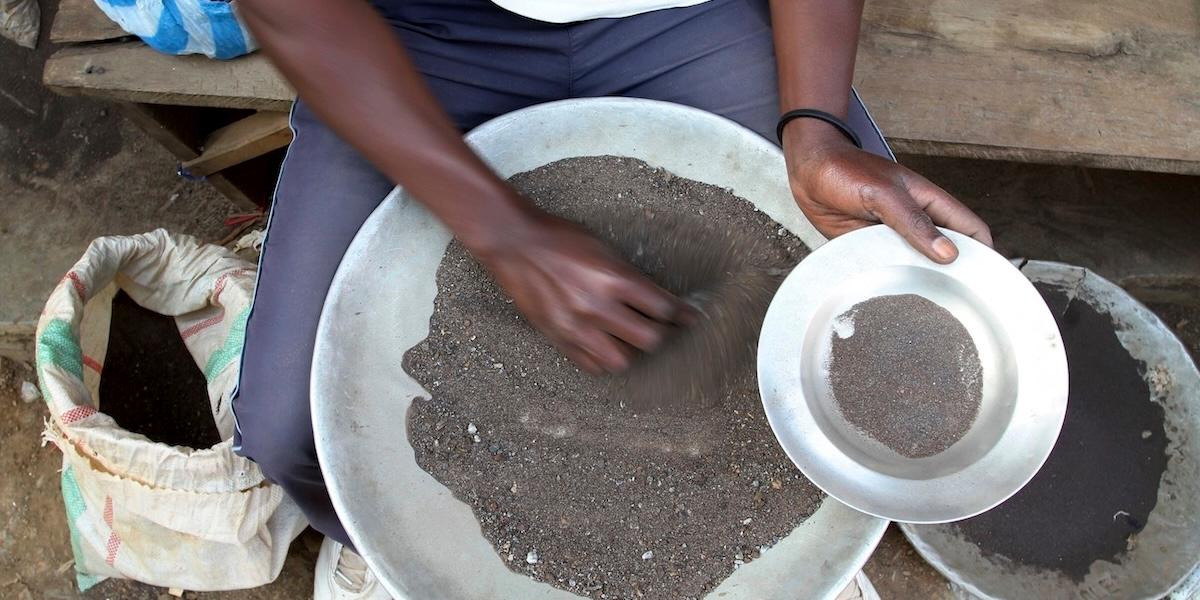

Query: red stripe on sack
left=103, top=496, right=114, bottom=527
left=83, top=356, right=103, bottom=374
left=213, top=267, right=254, bottom=304
left=105, top=531, right=122, bottom=566
left=64, top=272, right=87, bottom=300
left=60, top=406, right=98, bottom=425
left=180, top=267, right=254, bottom=340
left=180, top=314, right=223, bottom=340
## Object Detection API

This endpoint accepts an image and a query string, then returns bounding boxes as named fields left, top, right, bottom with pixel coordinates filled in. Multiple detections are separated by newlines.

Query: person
left=230, top=0, right=993, bottom=597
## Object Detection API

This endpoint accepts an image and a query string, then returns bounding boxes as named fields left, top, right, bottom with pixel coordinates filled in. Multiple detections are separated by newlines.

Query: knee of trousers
left=233, top=380, right=320, bottom=487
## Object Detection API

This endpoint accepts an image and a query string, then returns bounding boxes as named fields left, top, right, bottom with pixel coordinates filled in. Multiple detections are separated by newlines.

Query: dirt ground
left=0, top=2, right=239, bottom=330
left=2, top=5, right=1200, bottom=598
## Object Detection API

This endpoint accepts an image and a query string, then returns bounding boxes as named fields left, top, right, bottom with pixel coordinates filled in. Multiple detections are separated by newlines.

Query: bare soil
left=0, top=8, right=238, bottom=329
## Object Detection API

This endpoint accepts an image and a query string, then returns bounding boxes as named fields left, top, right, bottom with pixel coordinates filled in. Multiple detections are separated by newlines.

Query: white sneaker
left=314, top=537, right=392, bottom=600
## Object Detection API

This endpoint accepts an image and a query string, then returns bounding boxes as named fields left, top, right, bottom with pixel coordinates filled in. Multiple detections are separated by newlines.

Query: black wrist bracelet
left=776, top=109, right=863, bottom=149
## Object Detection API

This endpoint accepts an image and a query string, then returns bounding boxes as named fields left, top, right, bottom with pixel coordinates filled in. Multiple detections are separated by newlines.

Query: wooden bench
left=44, top=0, right=294, bottom=208
left=43, top=0, right=1200, bottom=209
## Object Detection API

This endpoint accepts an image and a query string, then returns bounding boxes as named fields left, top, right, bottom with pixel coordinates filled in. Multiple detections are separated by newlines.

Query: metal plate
left=310, top=98, right=887, bottom=600
left=758, top=226, right=1069, bottom=524
left=902, top=261, right=1200, bottom=599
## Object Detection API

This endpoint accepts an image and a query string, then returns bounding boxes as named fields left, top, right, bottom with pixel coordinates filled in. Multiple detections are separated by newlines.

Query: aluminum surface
left=310, top=98, right=887, bottom=600
left=758, top=226, right=1069, bottom=524
left=902, top=261, right=1200, bottom=599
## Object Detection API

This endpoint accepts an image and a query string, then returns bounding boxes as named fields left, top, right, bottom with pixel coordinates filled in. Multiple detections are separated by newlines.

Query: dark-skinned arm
left=239, top=0, right=690, bottom=374
left=769, top=0, right=992, bottom=262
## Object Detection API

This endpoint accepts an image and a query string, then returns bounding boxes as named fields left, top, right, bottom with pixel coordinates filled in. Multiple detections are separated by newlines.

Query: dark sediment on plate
left=952, top=284, right=1168, bottom=581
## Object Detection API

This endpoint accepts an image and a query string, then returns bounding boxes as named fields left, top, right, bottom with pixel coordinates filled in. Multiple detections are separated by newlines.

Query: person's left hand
left=781, top=118, right=993, bottom=264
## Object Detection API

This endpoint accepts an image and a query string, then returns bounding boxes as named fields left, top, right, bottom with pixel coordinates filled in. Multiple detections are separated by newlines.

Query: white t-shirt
left=489, top=0, right=714, bottom=23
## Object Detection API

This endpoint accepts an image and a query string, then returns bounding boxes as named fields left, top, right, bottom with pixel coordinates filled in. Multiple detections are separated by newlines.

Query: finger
left=573, top=327, right=636, bottom=373
left=615, top=274, right=691, bottom=324
left=863, top=184, right=958, bottom=264
left=905, top=176, right=994, bottom=248
left=591, top=302, right=671, bottom=353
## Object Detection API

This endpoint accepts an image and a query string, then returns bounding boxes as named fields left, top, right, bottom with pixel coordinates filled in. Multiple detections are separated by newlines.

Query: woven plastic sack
left=0, top=0, right=39, bottom=48
left=36, top=229, right=306, bottom=591
left=92, top=0, right=256, bottom=59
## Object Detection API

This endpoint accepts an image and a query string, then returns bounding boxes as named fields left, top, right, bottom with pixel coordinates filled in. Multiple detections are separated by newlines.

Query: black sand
left=953, top=284, right=1169, bottom=580
left=829, top=294, right=983, bottom=458
left=404, top=156, right=823, bottom=600
left=99, top=291, right=221, bottom=449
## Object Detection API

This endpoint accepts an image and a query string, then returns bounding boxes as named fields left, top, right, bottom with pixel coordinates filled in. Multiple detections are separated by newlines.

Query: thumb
left=866, top=185, right=958, bottom=264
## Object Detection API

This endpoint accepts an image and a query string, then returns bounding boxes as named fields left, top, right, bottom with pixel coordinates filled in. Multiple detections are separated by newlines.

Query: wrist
left=454, top=190, right=542, bottom=261
left=781, top=116, right=855, bottom=151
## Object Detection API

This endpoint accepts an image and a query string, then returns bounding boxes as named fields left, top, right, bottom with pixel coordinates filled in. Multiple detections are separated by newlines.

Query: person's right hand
left=468, top=210, right=692, bottom=375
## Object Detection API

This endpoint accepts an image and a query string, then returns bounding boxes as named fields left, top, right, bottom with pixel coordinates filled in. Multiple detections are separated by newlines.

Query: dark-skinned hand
left=471, top=210, right=691, bottom=376
left=783, top=119, right=993, bottom=262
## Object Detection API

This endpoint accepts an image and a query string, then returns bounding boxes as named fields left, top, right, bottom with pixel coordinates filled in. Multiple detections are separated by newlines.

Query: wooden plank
left=50, top=0, right=127, bottom=43
left=889, top=139, right=1200, bottom=177
left=43, top=42, right=293, bottom=111
left=181, top=112, right=292, bottom=177
left=118, top=103, right=264, bottom=210
left=855, top=0, right=1200, bottom=175
left=0, top=321, right=35, bottom=363
left=41, top=0, right=1200, bottom=174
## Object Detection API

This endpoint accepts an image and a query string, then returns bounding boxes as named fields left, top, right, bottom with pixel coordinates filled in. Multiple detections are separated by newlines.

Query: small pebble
left=1142, top=430, right=1153, bottom=439
left=526, top=550, right=540, bottom=564
left=641, top=550, right=654, bottom=560
left=466, top=423, right=477, bottom=435
left=473, top=435, right=481, bottom=443
left=20, top=381, right=40, bottom=403
left=742, top=518, right=753, bottom=525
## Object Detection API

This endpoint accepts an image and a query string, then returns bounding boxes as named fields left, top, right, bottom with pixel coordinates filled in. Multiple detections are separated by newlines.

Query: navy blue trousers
left=233, top=0, right=891, bottom=547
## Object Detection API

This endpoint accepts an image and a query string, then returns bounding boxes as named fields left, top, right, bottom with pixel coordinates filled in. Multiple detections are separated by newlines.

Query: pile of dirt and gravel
left=405, top=156, right=824, bottom=599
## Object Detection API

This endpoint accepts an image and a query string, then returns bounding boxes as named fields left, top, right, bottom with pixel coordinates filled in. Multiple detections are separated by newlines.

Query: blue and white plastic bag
left=94, top=0, right=257, bottom=59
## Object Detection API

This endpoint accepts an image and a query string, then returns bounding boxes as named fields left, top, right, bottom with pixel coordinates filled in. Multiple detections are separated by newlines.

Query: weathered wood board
left=855, top=0, right=1200, bottom=174
left=181, top=112, right=293, bottom=177
left=43, top=43, right=293, bottom=111
left=42, top=0, right=1200, bottom=174
left=117, top=103, right=264, bottom=209
left=50, top=0, right=126, bottom=43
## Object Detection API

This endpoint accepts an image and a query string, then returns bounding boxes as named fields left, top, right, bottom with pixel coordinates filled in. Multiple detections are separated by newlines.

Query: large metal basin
left=902, top=261, right=1200, bottom=599
left=310, top=98, right=887, bottom=600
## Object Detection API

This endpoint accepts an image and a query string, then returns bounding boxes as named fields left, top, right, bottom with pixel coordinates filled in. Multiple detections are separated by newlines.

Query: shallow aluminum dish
left=310, top=98, right=887, bottom=600
left=902, top=260, right=1200, bottom=599
left=758, top=225, right=1069, bottom=524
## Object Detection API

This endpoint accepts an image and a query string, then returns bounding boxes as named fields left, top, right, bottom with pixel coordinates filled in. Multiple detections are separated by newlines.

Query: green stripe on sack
left=204, top=306, right=250, bottom=382
left=38, top=319, right=83, bottom=403
left=38, top=318, right=82, bottom=379
left=61, top=466, right=104, bottom=591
